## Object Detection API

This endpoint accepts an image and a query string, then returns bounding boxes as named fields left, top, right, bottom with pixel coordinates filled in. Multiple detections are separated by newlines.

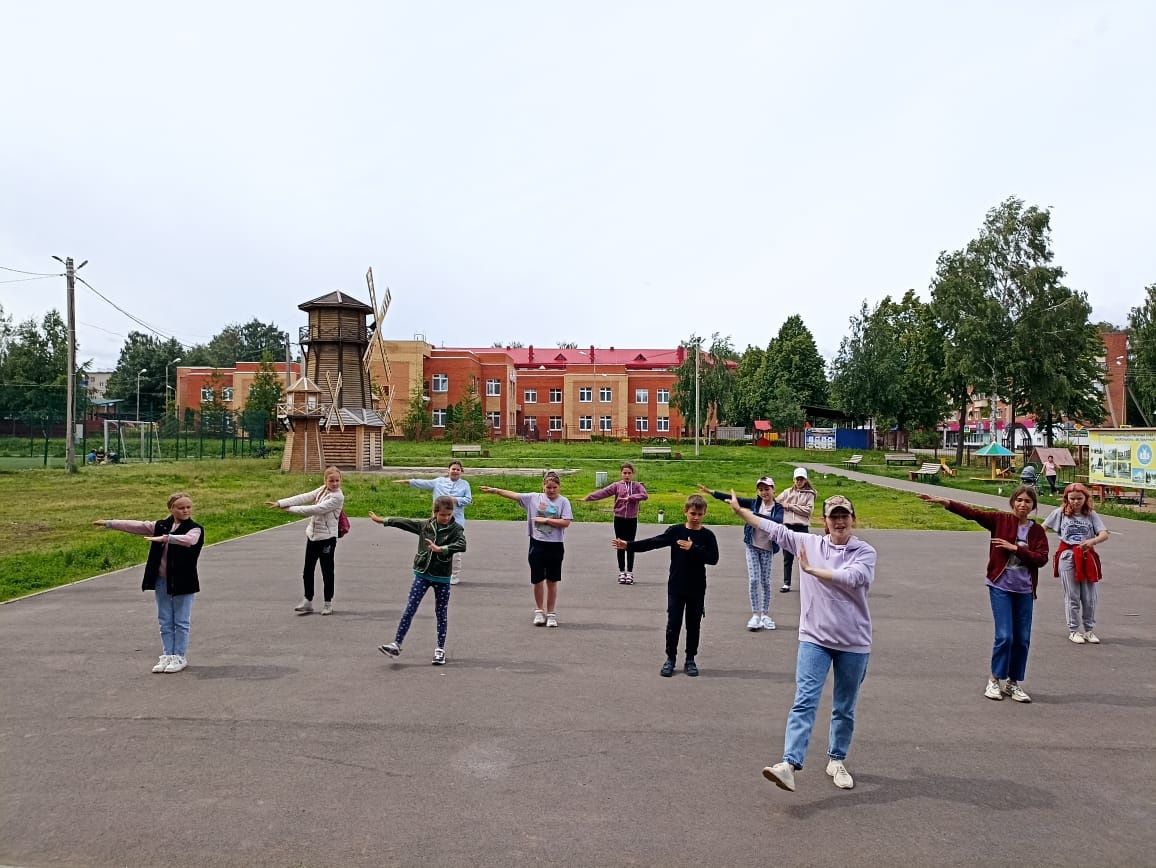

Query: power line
left=75, top=275, right=188, bottom=347
left=0, top=275, right=57, bottom=285
left=0, top=265, right=62, bottom=277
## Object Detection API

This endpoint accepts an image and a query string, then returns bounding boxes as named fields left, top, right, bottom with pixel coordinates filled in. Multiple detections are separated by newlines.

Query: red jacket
left=946, top=501, right=1050, bottom=598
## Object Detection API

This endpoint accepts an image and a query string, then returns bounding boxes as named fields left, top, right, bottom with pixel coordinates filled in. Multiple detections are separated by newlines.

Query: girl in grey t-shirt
left=1043, top=484, right=1109, bottom=643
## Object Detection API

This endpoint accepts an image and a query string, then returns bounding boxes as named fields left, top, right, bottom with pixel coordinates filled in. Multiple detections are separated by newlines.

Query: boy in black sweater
left=613, top=494, right=719, bottom=677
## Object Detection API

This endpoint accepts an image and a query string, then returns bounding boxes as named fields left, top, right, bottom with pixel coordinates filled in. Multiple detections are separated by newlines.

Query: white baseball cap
left=792, top=467, right=808, bottom=480
left=756, top=476, right=775, bottom=488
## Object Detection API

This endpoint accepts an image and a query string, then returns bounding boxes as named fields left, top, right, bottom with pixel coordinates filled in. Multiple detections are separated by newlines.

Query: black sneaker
left=685, top=658, right=699, bottom=677
left=660, top=658, right=675, bottom=678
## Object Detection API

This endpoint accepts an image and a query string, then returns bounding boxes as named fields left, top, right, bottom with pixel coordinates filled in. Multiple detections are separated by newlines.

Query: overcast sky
left=1, top=1, right=1150, bottom=371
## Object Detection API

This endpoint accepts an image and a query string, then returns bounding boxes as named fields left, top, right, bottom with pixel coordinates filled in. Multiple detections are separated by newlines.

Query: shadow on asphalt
left=1039, top=692, right=1156, bottom=708
left=190, top=664, right=300, bottom=680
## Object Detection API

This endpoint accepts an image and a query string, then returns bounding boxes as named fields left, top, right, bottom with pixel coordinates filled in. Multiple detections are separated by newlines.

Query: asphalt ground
left=2, top=473, right=1153, bottom=868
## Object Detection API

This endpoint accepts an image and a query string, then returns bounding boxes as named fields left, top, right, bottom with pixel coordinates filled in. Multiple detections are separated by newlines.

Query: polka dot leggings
left=395, top=574, right=451, bottom=648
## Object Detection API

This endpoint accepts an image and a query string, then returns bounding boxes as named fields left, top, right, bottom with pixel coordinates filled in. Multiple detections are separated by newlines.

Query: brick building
left=174, top=361, right=302, bottom=419
left=367, top=341, right=692, bottom=440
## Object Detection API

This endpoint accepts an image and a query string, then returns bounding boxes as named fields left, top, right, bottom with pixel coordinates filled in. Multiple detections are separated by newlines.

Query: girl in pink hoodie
left=583, top=462, right=649, bottom=585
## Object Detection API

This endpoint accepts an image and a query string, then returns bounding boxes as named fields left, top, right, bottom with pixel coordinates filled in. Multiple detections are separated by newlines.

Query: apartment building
left=174, top=361, right=302, bottom=417
left=368, top=341, right=690, bottom=439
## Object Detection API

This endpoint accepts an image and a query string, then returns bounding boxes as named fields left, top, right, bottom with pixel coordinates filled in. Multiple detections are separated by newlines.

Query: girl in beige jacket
left=267, top=466, right=345, bottom=615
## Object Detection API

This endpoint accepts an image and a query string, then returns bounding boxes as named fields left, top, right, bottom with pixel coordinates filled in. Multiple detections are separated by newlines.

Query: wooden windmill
left=363, top=267, right=395, bottom=430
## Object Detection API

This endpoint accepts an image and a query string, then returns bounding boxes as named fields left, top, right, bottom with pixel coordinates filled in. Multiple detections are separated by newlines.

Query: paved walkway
left=2, top=483, right=1153, bottom=867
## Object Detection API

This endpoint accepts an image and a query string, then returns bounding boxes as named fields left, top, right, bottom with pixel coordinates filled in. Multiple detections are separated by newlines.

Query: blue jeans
left=988, top=585, right=1033, bottom=682
left=155, top=577, right=195, bottom=656
left=783, top=641, right=870, bottom=769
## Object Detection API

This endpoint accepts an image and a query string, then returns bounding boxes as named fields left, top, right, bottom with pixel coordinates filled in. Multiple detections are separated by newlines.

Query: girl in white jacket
left=267, top=466, right=345, bottom=615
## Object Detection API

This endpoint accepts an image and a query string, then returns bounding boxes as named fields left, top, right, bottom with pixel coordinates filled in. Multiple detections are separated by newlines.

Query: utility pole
left=694, top=339, right=701, bottom=457
left=53, top=256, right=86, bottom=474
left=285, top=332, right=292, bottom=389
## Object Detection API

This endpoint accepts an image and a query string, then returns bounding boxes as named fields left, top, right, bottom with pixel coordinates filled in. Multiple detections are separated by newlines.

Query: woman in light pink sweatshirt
left=729, top=492, right=876, bottom=795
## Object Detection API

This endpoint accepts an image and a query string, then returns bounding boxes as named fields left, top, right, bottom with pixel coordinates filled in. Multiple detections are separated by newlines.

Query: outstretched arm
left=480, top=486, right=522, bottom=502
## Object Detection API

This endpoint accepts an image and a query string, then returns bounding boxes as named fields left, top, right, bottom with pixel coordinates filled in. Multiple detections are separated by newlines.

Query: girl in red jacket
left=919, top=487, right=1049, bottom=703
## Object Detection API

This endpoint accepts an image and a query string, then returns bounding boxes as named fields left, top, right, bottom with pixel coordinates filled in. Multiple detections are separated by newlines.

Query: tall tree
left=105, top=333, right=185, bottom=419
left=762, top=315, right=829, bottom=409
left=447, top=377, right=487, bottom=441
left=400, top=385, right=432, bottom=441
left=245, top=355, right=284, bottom=439
left=669, top=333, right=737, bottom=432
left=0, top=311, right=70, bottom=418
left=1128, top=284, right=1156, bottom=425
left=729, top=344, right=766, bottom=426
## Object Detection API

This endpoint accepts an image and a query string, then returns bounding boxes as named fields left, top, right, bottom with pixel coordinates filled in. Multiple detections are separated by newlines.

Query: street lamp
left=136, top=368, right=147, bottom=421
left=166, top=357, right=183, bottom=417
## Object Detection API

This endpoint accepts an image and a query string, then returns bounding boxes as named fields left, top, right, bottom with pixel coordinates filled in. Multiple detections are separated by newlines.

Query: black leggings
left=781, top=523, right=808, bottom=586
left=666, top=587, right=706, bottom=659
left=614, top=517, right=638, bottom=571
left=303, top=537, right=336, bottom=601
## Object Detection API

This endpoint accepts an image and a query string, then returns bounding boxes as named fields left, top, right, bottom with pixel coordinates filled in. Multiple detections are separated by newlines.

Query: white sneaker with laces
left=762, top=761, right=796, bottom=792
left=450, top=576, right=460, bottom=585
left=379, top=642, right=401, bottom=657
left=761, top=615, right=777, bottom=630
left=294, top=598, right=313, bottom=614
left=163, top=655, right=187, bottom=673
left=1006, top=681, right=1032, bottom=703
left=151, top=655, right=172, bottom=673
left=545, top=613, right=558, bottom=628
left=1069, top=631, right=1086, bottom=644
left=1084, top=631, right=1100, bottom=644
left=747, top=614, right=762, bottom=631
left=984, top=678, right=1004, bottom=700
left=321, top=602, right=333, bottom=615
left=533, top=609, right=546, bottom=626
left=826, top=759, right=854, bottom=789
left=432, top=648, right=446, bottom=665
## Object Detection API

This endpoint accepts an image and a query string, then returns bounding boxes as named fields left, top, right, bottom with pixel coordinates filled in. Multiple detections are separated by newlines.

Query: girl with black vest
left=94, top=492, right=205, bottom=673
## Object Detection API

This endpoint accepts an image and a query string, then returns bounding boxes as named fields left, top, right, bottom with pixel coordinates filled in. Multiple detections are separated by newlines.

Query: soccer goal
left=102, top=420, right=162, bottom=462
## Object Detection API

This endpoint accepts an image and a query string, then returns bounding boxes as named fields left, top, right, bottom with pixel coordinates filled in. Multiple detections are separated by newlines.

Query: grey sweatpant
left=1058, top=552, right=1099, bottom=632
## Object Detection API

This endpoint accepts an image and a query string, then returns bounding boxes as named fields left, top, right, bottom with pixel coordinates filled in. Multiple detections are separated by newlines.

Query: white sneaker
left=450, top=576, right=460, bottom=585
left=1084, top=631, right=1100, bottom=644
left=432, top=648, right=446, bottom=665
left=321, top=602, right=333, bottom=615
left=151, top=655, right=172, bottom=673
left=747, top=614, right=762, bottom=631
left=984, top=678, right=1004, bottom=700
left=761, top=615, right=777, bottom=630
left=545, top=613, right=558, bottom=628
left=163, top=655, right=187, bottom=673
left=378, top=642, right=401, bottom=657
left=1069, top=631, right=1086, bottom=644
left=1006, top=682, right=1032, bottom=703
left=826, top=759, right=854, bottom=789
left=762, top=761, right=796, bottom=792
left=294, top=598, right=313, bottom=614
left=533, top=609, right=546, bottom=626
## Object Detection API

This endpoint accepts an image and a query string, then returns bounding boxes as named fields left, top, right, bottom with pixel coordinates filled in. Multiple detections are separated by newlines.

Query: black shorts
left=528, top=539, right=565, bottom=584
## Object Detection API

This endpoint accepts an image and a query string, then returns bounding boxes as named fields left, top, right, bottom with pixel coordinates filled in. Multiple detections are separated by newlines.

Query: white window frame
left=657, top=389, right=670, bottom=405
left=635, top=417, right=649, bottom=433
left=548, top=416, right=562, bottom=432
left=431, top=374, right=448, bottom=393
left=599, top=415, right=613, bottom=432
left=523, top=389, right=537, bottom=404
left=549, top=388, right=563, bottom=404
left=657, top=416, right=670, bottom=432
left=200, top=387, right=214, bottom=402
left=579, top=415, right=593, bottom=432
left=525, top=417, right=537, bottom=431
left=599, top=386, right=612, bottom=403
left=578, top=386, right=592, bottom=403
left=432, top=409, right=447, bottom=428
left=221, top=387, right=234, bottom=403
left=487, top=411, right=501, bottom=430
left=486, top=378, right=501, bottom=397
left=634, top=388, right=648, bottom=404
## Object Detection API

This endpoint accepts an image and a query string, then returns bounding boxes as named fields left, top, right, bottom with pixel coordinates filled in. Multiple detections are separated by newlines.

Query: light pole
left=694, top=339, right=701, bottom=457
left=165, top=357, right=183, bottom=418
left=136, top=368, right=147, bottom=422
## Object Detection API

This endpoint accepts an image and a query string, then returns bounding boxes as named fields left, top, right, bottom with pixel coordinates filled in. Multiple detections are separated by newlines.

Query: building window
left=221, top=387, right=234, bottom=403
left=657, top=389, right=670, bottom=405
left=524, top=389, right=537, bottom=404
left=432, top=374, right=448, bottom=393
left=486, top=379, right=501, bottom=397
left=635, top=417, right=649, bottom=433
left=549, top=388, right=563, bottom=403
left=600, top=415, right=612, bottom=432
left=579, top=415, right=593, bottom=432
left=525, top=417, right=537, bottom=431
left=200, top=387, right=214, bottom=402
left=634, top=388, right=648, bottom=404
left=487, top=411, right=501, bottom=430
left=599, top=386, right=612, bottom=403
left=548, top=416, right=562, bottom=432
left=657, top=416, right=670, bottom=432
left=579, top=387, right=592, bottom=403
left=432, top=409, right=447, bottom=428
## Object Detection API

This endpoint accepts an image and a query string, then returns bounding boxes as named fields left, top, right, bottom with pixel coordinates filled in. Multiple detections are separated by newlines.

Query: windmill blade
left=364, top=268, right=394, bottom=426
left=324, top=371, right=345, bottom=431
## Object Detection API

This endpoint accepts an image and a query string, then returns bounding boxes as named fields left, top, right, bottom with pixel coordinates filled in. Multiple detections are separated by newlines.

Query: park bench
left=1092, top=484, right=1145, bottom=507
left=451, top=444, right=483, bottom=458
left=884, top=453, right=918, bottom=466
left=641, top=446, right=673, bottom=459
left=908, top=462, right=941, bottom=483
left=842, top=454, right=863, bottom=469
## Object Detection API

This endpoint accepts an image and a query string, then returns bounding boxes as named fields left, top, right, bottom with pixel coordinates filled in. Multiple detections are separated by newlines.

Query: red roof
left=458, top=347, right=685, bottom=368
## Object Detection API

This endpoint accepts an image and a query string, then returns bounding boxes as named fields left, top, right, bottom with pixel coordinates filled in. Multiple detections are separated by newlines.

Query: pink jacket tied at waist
left=584, top=480, right=649, bottom=518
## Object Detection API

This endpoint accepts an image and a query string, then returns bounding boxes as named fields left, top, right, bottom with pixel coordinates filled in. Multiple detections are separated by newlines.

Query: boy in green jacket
left=370, top=496, right=467, bottom=665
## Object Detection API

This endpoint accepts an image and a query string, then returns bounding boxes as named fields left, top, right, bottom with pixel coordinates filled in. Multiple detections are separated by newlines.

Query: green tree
left=764, top=379, right=805, bottom=431
left=1127, top=284, right=1156, bottom=426
left=245, top=355, right=284, bottom=439
left=199, top=369, right=231, bottom=438
left=669, top=333, right=737, bottom=434
left=400, top=385, right=432, bottom=441
left=0, top=311, right=69, bottom=419
left=446, top=377, right=487, bottom=441
left=730, top=344, right=766, bottom=426
left=105, top=333, right=185, bottom=420
left=762, top=315, right=829, bottom=409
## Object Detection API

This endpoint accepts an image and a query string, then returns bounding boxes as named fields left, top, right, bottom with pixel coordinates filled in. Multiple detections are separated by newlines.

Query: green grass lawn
left=2, top=441, right=1146, bottom=602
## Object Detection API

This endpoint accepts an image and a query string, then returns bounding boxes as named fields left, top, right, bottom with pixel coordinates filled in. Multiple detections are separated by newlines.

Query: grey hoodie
left=753, top=518, right=876, bottom=653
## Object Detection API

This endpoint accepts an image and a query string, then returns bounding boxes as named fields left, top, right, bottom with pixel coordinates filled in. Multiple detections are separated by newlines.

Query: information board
left=1088, top=428, right=1156, bottom=490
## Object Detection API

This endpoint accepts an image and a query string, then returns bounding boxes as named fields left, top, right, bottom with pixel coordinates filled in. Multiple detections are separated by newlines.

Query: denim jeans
left=155, top=577, right=195, bottom=656
left=783, top=641, right=870, bottom=769
left=988, top=585, right=1033, bottom=682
